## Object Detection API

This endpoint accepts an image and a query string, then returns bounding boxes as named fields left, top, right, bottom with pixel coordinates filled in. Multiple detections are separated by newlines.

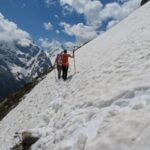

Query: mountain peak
left=17, top=38, right=34, bottom=47
left=0, top=37, right=52, bottom=101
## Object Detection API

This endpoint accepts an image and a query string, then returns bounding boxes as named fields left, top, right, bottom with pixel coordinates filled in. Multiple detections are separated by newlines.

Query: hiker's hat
left=64, top=50, right=67, bottom=53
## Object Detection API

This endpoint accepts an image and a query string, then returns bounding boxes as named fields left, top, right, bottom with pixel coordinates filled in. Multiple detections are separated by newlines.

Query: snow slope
left=1, top=2, right=150, bottom=150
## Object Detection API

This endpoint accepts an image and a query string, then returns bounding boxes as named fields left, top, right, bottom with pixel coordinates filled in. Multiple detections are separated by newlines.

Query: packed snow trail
left=1, top=2, right=150, bottom=150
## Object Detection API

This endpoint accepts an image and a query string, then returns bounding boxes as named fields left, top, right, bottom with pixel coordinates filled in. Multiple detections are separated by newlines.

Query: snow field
left=1, top=2, right=150, bottom=150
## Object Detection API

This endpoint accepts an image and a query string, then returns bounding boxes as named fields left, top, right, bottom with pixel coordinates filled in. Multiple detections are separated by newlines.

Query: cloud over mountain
left=0, top=13, right=30, bottom=42
left=44, top=22, right=53, bottom=31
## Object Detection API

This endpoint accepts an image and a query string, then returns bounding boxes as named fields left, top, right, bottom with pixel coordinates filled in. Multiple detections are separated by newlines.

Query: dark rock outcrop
left=11, top=132, right=39, bottom=150
left=141, top=0, right=150, bottom=5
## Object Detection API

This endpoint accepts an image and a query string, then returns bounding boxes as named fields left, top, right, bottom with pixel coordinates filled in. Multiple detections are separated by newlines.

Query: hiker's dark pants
left=62, top=65, right=68, bottom=80
left=57, top=65, right=62, bottom=79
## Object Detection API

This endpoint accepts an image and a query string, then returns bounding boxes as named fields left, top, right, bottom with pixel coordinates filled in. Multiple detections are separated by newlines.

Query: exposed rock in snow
left=141, top=0, right=150, bottom=5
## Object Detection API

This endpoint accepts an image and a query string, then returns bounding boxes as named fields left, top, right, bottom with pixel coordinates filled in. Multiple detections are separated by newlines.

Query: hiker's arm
left=69, top=51, right=75, bottom=58
left=69, top=55, right=74, bottom=58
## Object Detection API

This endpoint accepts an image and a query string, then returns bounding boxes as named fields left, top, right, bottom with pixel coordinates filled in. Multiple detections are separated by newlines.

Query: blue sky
left=0, top=0, right=75, bottom=44
left=0, top=0, right=140, bottom=48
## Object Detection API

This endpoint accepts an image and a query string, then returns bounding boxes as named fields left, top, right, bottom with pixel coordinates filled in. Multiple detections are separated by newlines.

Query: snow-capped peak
left=17, top=38, right=34, bottom=47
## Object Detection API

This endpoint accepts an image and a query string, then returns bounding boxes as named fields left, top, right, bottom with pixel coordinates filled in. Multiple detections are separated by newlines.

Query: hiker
left=54, top=53, right=63, bottom=79
left=61, top=50, right=74, bottom=80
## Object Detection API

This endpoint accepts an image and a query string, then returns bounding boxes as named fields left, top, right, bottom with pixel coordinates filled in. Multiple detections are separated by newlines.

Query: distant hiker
left=61, top=50, right=74, bottom=80
left=54, top=53, right=62, bottom=79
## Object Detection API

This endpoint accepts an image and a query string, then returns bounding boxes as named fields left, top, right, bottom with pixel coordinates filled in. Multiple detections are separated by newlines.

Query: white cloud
left=43, top=22, right=53, bottom=31
left=45, top=0, right=56, bottom=7
left=0, top=12, right=30, bottom=42
left=39, top=38, right=61, bottom=50
left=100, top=3, right=121, bottom=21
left=17, top=38, right=33, bottom=47
left=54, top=14, right=59, bottom=18
left=62, top=5, right=74, bottom=16
left=60, top=0, right=73, bottom=6
left=106, top=20, right=119, bottom=30
left=60, top=0, right=140, bottom=27
left=60, top=22, right=98, bottom=44
left=64, top=41, right=76, bottom=47
left=56, top=30, right=60, bottom=34
left=60, top=0, right=103, bottom=27
left=100, top=0, right=141, bottom=21
left=58, top=0, right=140, bottom=44
left=117, top=0, right=127, bottom=4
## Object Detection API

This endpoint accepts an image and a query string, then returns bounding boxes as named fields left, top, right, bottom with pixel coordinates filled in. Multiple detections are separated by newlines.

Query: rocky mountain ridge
left=0, top=39, right=52, bottom=101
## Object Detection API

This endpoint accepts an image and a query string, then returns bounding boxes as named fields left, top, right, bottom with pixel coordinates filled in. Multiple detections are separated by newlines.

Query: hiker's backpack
left=56, top=54, right=62, bottom=66
left=62, top=54, right=69, bottom=66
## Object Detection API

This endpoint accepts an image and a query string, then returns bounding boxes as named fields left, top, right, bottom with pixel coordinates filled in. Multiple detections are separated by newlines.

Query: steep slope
left=1, top=2, right=150, bottom=150
left=0, top=39, right=51, bottom=101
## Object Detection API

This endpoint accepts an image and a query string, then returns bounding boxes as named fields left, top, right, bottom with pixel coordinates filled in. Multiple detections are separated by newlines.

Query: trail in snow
left=30, top=78, right=150, bottom=150
left=1, top=65, right=150, bottom=150
left=1, top=2, right=150, bottom=150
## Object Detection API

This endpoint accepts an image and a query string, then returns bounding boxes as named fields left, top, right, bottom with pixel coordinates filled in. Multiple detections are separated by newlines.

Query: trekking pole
left=54, top=65, right=57, bottom=80
left=69, top=64, right=71, bottom=73
left=73, top=50, right=76, bottom=74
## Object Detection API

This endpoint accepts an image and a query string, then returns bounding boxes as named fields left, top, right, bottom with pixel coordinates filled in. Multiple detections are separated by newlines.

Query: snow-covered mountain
left=1, top=2, right=150, bottom=150
left=46, top=43, right=80, bottom=58
left=0, top=38, right=51, bottom=101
